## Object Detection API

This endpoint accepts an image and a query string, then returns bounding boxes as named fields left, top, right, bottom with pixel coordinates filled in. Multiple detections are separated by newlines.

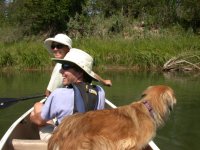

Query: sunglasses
left=51, top=43, right=65, bottom=49
left=61, top=64, right=73, bottom=70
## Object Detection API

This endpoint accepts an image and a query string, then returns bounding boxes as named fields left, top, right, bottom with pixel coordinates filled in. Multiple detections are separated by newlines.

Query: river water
left=0, top=70, right=200, bottom=150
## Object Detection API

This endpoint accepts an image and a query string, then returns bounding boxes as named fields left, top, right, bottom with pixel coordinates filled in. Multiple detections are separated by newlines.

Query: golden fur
left=48, top=85, right=176, bottom=150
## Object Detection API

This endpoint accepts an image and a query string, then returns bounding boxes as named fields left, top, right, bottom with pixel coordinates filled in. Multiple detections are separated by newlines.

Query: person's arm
left=30, top=102, right=47, bottom=126
left=30, top=102, right=54, bottom=126
left=94, top=73, right=112, bottom=87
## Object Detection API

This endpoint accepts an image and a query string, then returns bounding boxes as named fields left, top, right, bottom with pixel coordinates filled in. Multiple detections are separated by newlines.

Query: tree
left=6, top=0, right=86, bottom=35
left=176, top=0, right=200, bottom=32
left=0, top=0, right=9, bottom=26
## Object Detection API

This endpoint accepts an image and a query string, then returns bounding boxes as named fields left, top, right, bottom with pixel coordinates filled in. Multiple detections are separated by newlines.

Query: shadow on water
left=0, top=70, right=200, bottom=150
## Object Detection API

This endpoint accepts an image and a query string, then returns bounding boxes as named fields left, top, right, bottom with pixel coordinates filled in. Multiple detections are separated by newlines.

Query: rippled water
left=0, top=70, right=199, bottom=150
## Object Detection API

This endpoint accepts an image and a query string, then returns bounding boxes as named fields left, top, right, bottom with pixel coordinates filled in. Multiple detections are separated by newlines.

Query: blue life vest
left=70, top=82, right=99, bottom=113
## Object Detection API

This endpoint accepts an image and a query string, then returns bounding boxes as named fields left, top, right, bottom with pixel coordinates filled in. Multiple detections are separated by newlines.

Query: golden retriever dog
left=48, top=85, right=176, bottom=150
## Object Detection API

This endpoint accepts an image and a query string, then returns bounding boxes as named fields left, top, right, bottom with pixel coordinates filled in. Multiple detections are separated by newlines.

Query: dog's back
left=49, top=108, right=139, bottom=149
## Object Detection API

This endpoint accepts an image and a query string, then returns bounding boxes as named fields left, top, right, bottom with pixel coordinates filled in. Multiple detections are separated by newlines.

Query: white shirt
left=47, top=63, right=63, bottom=92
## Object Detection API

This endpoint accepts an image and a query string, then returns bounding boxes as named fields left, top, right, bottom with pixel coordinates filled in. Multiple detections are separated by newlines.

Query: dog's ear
left=162, top=88, right=176, bottom=112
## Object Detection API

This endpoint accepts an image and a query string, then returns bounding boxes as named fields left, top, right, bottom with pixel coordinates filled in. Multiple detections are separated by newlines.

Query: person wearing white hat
left=30, top=48, right=106, bottom=141
left=44, top=33, right=112, bottom=97
left=44, top=34, right=72, bottom=97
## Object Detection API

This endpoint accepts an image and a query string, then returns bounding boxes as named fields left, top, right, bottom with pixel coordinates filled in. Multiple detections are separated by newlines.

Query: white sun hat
left=52, top=48, right=98, bottom=81
left=44, top=34, right=72, bottom=53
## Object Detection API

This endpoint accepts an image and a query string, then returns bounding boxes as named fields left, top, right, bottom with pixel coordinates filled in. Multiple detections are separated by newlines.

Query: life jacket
left=70, top=82, right=99, bottom=113
left=54, top=83, right=99, bottom=126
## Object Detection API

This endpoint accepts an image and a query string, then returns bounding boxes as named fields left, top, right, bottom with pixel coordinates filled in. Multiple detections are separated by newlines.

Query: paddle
left=0, top=94, right=45, bottom=109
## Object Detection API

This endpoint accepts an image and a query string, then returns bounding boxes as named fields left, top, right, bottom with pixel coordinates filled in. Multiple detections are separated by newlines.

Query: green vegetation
left=0, top=0, right=200, bottom=71
left=0, top=38, right=51, bottom=70
left=1, top=0, right=200, bottom=36
left=0, top=27, right=199, bottom=71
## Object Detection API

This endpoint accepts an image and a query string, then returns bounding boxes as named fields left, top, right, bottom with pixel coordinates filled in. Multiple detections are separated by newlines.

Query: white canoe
left=0, top=98, right=160, bottom=150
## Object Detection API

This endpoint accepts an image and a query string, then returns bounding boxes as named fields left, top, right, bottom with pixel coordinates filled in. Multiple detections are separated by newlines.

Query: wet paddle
left=0, top=94, right=45, bottom=109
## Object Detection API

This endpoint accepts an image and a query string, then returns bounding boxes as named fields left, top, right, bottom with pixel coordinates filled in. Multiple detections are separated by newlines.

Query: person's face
left=60, top=64, right=83, bottom=86
left=51, top=42, right=70, bottom=59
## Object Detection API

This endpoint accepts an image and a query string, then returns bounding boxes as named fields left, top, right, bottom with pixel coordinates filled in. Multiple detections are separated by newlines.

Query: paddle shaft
left=0, top=94, right=45, bottom=109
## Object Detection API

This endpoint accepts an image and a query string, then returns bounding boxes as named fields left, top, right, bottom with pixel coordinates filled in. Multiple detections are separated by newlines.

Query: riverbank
left=0, top=27, right=200, bottom=71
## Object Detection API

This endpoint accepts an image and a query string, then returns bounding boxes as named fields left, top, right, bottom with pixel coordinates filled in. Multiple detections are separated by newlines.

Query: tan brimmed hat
left=52, top=48, right=98, bottom=81
left=44, top=34, right=72, bottom=53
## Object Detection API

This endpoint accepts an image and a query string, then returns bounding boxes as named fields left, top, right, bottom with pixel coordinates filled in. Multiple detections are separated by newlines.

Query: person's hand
left=45, top=90, right=51, bottom=97
left=103, top=80, right=112, bottom=87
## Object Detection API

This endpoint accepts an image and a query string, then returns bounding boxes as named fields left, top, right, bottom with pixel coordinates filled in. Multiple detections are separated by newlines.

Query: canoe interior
left=2, top=114, right=40, bottom=150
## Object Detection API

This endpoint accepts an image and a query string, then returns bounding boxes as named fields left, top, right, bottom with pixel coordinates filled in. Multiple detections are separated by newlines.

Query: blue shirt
left=41, top=85, right=105, bottom=124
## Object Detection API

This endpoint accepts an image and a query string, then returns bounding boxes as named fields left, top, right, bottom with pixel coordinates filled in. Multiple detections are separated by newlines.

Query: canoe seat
left=12, top=139, right=47, bottom=150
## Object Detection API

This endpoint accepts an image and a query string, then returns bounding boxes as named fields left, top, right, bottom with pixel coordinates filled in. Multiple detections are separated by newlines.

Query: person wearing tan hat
left=30, top=48, right=106, bottom=141
left=44, top=33, right=112, bottom=97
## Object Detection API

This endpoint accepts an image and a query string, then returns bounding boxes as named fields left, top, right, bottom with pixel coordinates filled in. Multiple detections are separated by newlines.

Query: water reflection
left=0, top=71, right=200, bottom=150
left=0, top=70, right=50, bottom=97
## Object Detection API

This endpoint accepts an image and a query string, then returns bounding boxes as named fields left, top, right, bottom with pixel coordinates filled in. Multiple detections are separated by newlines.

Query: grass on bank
left=0, top=28, right=200, bottom=71
left=74, top=31, right=200, bottom=71
left=0, top=39, right=51, bottom=70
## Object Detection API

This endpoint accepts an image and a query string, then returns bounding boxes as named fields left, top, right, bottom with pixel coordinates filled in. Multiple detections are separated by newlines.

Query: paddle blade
left=0, top=98, right=20, bottom=103
left=0, top=100, right=18, bottom=108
